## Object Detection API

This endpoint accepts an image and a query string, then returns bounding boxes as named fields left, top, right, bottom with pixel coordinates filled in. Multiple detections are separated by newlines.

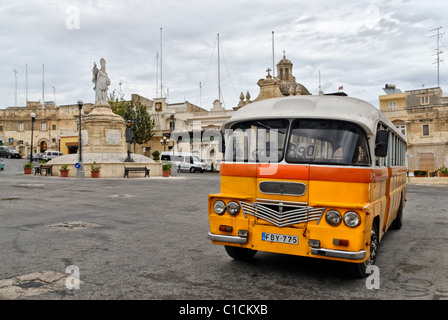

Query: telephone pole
left=429, top=26, right=444, bottom=87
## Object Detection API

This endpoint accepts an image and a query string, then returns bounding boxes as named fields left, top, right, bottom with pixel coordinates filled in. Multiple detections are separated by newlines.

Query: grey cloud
left=1, top=0, right=447, bottom=110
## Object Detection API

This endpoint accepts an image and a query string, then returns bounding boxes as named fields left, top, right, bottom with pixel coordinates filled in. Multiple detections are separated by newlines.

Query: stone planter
left=162, top=170, right=170, bottom=177
left=91, top=170, right=100, bottom=178
left=60, top=170, right=69, bottom=177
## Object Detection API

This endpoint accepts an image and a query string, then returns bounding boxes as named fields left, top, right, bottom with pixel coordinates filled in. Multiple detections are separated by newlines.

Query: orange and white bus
left=208, top=95, right=407, bottom=276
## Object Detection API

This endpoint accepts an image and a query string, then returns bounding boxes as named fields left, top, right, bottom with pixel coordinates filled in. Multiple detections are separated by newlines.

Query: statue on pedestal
left=92, top=58, right=110, bottom=105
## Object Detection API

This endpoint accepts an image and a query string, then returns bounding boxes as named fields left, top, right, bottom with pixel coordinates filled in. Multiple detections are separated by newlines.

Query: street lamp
left=76, top=100, right=84, bottom=178
left=30, top=112, right=36, bottom=163
left=169, top=111, right=177, bottom=176
left=160, top=136, right=169, bottom=151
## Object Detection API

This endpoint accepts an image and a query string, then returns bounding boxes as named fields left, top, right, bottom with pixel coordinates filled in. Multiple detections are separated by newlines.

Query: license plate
left=262, top=232, right=298, bottom=245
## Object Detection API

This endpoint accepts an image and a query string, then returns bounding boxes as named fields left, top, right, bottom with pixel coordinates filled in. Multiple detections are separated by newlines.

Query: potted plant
left=91, top=161, right=101, bottom=178
left=60, top=164, right=69, bottom=177
left=152, top=150, right=160, bottom=161
left=23, top=162, right=33, bottom=174
left=438, top=165, right=448, bottom=177
left=413, top=170, right=427, bottom=177
left=162, top=162, right=171, bottom=177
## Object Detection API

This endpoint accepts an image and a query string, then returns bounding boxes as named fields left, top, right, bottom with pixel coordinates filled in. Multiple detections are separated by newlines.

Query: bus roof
left=223, top=95, right=404, bottom=139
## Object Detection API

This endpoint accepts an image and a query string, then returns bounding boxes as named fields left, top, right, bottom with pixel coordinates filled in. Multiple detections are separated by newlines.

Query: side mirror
left=375, top=130, right=389, bottom=157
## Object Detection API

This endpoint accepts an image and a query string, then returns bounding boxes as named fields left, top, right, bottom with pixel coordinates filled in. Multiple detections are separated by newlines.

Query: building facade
left=379, top=86, right=448, bottom=173
left=0, top=101, right=94, bottom=157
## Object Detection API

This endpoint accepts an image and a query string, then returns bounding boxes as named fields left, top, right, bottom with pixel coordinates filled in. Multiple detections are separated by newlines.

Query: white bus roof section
left=223, top=95, right=403, bottom=138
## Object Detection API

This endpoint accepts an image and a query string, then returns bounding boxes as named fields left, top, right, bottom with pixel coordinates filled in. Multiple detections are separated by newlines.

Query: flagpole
left=272, top=31, right=275, bottom=77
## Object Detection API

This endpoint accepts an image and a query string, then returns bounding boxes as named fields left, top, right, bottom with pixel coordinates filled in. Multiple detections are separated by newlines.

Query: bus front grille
left=240, top=199, right=325, bottom=228
left=259, top=181, right=306, bottom=196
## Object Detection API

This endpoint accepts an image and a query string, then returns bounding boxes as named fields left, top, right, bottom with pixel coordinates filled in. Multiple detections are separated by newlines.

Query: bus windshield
left=286, top=119, right=371, bottom=166
left=225, top=119, right=288, bottom=163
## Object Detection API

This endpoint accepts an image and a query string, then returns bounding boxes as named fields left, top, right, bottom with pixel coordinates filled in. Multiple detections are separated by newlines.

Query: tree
left=130, top=99, right=155, bottom=145
left=108, top=91, right=155, bottom=148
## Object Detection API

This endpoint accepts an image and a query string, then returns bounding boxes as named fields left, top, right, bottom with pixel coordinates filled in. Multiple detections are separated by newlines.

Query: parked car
left=26, top=153, right=44, bottom=161
left=161, top=151, right=207, bottom=173
left=42, top=150, right=63, bottom=161
left=0, top=146, right=22, bottom=159
left=0, top=159, right=4, bottom=170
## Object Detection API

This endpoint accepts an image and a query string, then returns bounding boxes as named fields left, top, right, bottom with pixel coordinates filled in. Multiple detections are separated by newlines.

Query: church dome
left=276, top=52, right=310, bottom=96
left=277, top=55, right=293, bottom=66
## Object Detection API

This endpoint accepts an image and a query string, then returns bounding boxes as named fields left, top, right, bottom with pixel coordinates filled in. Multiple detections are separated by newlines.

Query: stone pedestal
left=81, top=104, right=127, bottom=154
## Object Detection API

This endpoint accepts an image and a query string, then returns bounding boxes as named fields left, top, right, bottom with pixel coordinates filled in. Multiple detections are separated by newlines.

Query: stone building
left=0, top=101, right=94, bottom=157
left=379, top=85, right=448, bottom=173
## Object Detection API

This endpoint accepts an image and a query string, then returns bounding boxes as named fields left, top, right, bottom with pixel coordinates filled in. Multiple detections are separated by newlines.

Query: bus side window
left=375, top=130, right=389, bottom=157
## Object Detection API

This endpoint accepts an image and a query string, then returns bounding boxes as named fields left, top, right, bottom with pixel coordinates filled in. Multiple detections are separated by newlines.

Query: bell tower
left=277, top=50, right=294, bottom=82
left=276, top=51, right=310, bottom=96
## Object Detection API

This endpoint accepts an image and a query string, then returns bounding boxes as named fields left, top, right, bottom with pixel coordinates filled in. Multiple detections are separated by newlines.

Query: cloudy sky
left=1, top=0, right=447, bottom=110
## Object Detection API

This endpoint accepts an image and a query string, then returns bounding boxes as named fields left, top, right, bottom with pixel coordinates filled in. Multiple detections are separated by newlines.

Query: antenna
left=217, top=33, right=221, bottom=102
left=429, top=26, right=444, bottom=87
left=26, top=64, right=28, bottom=103
left=13, top=69, right=18, bottom=107
left=319, top=70, right=322, bottom=94
left=156, top=52, right=159, bottom=98
left=160, top=28, right=163, bottom=98
left=272, top=31, right=275, bottom=77
left=42, top=64, right=45, bottom=108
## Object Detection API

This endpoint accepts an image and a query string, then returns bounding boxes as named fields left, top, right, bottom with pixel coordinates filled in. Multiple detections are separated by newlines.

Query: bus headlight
left=227, top=201, right=240, bottom=216
left=343, top=211, right=360, bottom=227
left=213, top=200, right=226, bottom=215
left=325, top=210, right=342, bottom=226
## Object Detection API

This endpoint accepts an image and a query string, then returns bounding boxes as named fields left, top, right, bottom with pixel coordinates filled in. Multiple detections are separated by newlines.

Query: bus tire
left=391, top=200, right=403, bottom=230
left=224, top=246, right=257, bottom=260
left=349, top=220, right=379, bottom=278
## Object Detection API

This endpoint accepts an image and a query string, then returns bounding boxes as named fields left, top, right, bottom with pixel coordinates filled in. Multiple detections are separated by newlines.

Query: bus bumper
left=311, top=248, right=366, bottom=260
left=208, top=232, right=247, bottom=244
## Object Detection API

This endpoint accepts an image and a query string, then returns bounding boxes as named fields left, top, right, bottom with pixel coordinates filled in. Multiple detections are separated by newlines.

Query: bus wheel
left=349, top=221, right=379, bottom=277
left=391, top=200, right=403, bottom=230
left=224, top=246, right=257, bottom=260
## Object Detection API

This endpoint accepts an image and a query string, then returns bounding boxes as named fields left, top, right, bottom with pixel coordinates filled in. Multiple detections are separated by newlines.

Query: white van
left=43, top=150, right=63, bottom=161
left=161, top=151, right=207, bottom=173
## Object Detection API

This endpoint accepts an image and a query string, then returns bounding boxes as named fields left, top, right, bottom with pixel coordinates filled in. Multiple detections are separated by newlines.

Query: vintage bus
left=207, top=95, right=407, bottom=277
